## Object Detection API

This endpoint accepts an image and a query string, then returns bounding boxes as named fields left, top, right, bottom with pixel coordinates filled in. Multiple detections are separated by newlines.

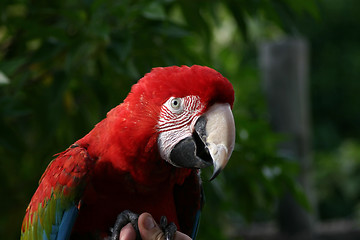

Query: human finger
left=119, top=222, right=137, bottom=240
left=138, top=213, right=191, bottom=240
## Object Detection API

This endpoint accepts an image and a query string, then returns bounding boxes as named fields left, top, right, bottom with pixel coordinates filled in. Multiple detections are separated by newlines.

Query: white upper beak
left=202, top=103, right=235, bottom=180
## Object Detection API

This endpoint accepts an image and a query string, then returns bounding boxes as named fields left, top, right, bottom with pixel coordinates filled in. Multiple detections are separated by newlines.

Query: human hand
left=119, top=213, right=191, bottom=240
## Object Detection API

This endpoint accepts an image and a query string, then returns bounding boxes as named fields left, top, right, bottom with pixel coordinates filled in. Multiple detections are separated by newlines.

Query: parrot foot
left=107, top=210, right=140, bottom=240
left=159, top=215, right=177, bottom=240
left=107, top=211, right=177, bottom=240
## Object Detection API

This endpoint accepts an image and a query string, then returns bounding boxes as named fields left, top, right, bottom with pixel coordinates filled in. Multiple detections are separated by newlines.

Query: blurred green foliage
left=298, top=0, right=360, bottom=151
left=0, top=0, right=317, bottom=239
left=315, top=140, right=360, bottom=220
left=295, top=0, right=360, bottom=222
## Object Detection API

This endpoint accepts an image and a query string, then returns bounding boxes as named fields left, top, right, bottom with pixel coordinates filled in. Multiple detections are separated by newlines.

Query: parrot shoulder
left=21, top=144, right=95, bottom=240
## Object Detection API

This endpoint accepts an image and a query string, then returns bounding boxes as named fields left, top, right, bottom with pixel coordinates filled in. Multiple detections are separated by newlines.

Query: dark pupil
left=173, top=100, right=178, bottom=106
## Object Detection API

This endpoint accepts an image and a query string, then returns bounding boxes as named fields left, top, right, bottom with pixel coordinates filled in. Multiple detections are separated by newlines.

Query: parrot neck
left=76, top=102, right=191, bottom=190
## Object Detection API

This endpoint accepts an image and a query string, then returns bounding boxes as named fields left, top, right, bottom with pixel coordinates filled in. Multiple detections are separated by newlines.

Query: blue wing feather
left=190, top=209, right=201, bottom=239
left=21, top=145, right=94, bottom=240
left=57, top=205, right=79, bottom=240
left=40, top=204, right=78, bottom=240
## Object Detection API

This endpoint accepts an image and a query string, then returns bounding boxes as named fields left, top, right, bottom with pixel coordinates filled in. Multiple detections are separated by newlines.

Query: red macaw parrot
left=21, top=65, right=235, bottom=240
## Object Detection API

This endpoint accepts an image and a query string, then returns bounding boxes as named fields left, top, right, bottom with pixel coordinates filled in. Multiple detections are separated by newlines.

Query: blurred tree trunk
left=259, top=38, right=315, bottom=239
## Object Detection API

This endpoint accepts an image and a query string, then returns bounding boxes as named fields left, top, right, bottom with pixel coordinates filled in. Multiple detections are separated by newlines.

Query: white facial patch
left=157, top=95, right=204, bottom=162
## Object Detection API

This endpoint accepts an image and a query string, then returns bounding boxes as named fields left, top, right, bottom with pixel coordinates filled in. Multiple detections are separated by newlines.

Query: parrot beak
left=170, top=103, right=235, bottom=180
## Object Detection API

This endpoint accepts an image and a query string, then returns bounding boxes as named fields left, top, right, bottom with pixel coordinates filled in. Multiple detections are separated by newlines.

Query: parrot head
left=124, top=65, right=236, bottom=180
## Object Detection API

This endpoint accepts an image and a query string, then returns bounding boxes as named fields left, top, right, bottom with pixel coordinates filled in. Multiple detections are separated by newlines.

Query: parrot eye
left=170, top=98, right=182, bottom=110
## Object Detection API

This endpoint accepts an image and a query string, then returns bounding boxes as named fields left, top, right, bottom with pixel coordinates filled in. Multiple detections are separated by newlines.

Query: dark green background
left=1, top=0, right=359, bottom=239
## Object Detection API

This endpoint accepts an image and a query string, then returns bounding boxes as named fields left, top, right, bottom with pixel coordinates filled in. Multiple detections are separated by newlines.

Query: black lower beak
left=169, top=135, right=212, bottom=169
left=169, top=117, right=212, bottom=169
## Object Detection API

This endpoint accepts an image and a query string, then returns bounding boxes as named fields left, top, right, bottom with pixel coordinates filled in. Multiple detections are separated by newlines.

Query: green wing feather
left=21, top=144, right=95, bottom=240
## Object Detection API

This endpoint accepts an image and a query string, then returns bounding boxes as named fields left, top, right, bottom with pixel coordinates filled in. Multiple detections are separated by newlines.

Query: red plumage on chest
left=71, top=99, right=195, bottom=236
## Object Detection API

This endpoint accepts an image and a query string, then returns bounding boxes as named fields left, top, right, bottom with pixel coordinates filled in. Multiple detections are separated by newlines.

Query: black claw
left=159, top=216, right=177, bottom=240
left=109, top=210, right=141, bottom=240
left=108, top=212, right=177, bottom=240
left=160, top=216, right=168, bottom=229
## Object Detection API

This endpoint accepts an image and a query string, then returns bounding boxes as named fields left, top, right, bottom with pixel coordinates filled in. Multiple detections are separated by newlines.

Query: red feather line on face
left=157, top=96, right=204, bottom=133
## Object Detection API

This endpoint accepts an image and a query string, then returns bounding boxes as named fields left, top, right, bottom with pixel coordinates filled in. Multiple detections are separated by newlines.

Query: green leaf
left=142, top=2, right=167, bottom=20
